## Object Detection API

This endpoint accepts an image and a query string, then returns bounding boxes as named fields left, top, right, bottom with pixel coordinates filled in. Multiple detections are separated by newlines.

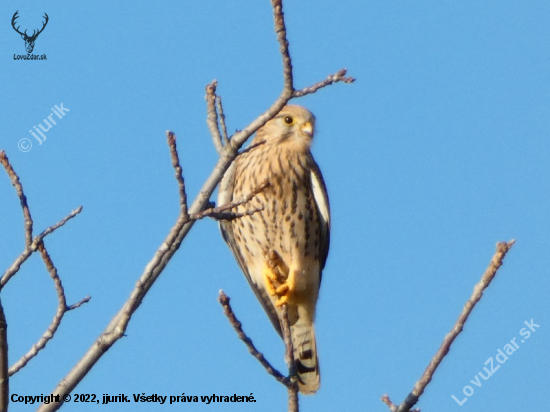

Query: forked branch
left=8, top=244, right=90, bottom=376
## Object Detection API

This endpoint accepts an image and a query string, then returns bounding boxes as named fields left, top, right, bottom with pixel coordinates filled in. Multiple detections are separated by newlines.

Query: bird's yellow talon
left=275, top=284, right=289, bottom=295
left=273, top=271, right=295, bottom=306
left=262, top=252, right=296, bottom=305
left=262, top=267, right=278, bottom=296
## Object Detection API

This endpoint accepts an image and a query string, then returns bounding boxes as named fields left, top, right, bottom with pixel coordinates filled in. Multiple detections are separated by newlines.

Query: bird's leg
left=263, top=250, right=289, bottom=299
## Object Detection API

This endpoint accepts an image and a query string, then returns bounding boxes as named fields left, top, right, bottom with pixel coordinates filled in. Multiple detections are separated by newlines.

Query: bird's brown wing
left=218, top=162, right=283, bottom=336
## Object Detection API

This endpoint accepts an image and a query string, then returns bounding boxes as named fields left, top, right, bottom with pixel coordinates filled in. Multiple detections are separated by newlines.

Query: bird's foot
left=274, top=283, right=292, bottom=306
left=262, top=266, right=279, bottom=296
left=263, top=250, right=293, bottom=306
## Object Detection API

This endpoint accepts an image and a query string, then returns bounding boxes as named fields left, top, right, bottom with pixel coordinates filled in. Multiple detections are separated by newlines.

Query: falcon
left=218, top=105, right=330, bottom=394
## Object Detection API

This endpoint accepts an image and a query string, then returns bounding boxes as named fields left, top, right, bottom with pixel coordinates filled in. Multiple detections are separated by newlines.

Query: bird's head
left=253, top=105, right=316, bottom=149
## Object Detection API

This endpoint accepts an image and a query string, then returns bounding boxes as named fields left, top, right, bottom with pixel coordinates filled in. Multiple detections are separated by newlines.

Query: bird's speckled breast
left=231, top=143, right=321, bottom=270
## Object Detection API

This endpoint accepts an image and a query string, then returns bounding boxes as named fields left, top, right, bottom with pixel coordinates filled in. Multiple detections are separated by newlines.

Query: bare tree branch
left=382, top=240, right=516, bottom=412
left=1, top=206, right=83, bottom=289
left=292, top=68, right=356, bottom=98
left=381, top=395, right=420, bottom=412
left=218, top=291, right=290, bottom=386
left=206, top=83, right=229, bottom=148
left=381, top=395, right=397, bottom=412
left=271, top=0, right=293, bottom=91
left=193, top=207, right=263, bottom=222
left=1, top=250, right=32, bottom=290
left=190, top=182, right=268, bottom=221
left=281, top=304, right=299, bottom=412
left=67, top=296, right=92, bottom=311
left=216, top=96, right=230, bottom=145
left=33, top=207, right=83, bottom=249
left=0, top=151, right=33, bottom=246
left=1, top=151, right=82, bottom=289
left=206, top=80, right=224, bottom=154
left=218, top=292, right=299, bottom=411
left=166, top=131, right=189, bottom=217
left=218, top=291, right=300, bottom=411
left=9, top=242, right=90, bottom=376
left=0, top=299, right=8, bottom=412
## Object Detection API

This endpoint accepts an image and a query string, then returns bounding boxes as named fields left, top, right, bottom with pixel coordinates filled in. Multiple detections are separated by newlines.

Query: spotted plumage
left=218, top=105, right=330, bottom=394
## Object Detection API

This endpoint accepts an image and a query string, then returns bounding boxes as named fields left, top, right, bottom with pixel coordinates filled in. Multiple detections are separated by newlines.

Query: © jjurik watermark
left=451, top=319, right=540, bottom=406
left=18, top=103, right=70, bottom=152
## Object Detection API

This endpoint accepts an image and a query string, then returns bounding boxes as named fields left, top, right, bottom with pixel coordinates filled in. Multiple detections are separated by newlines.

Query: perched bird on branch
left=218, top=105, right=330, bottom=394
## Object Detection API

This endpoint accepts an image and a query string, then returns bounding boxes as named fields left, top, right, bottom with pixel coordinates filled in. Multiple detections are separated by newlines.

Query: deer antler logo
left=12, top=11, right=49, bottom=53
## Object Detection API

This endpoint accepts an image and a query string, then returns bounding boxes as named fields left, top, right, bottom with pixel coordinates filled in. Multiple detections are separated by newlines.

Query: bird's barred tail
left=291, top=320, right=320, bottom=394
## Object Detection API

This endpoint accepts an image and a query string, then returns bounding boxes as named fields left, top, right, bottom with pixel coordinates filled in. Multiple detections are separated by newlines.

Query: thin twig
left=215, top=0, right=298, bottom=155
left=166, top=131, right=188, bottom=217
left=292, top=68, right=355, bottom=98
left=193, top=208, right=263, bottom=222
left=218, top=291, right=290, bottom=386
left=0, top=299, right=8, bottom=412
left=190, top=182, right=268, bottom=221
left=1, top=250, right=32, bottom=290
left=67, top=296, right=92, bottom=311
left=271, top=0, right=293, bottom=91
left=226, top=66, right=352, bottom=154
left=0, top=150, right=33, bottom=246
left=216, top=96, right=229, bottom=145
left=206, top=81, right=224, bottom=154
left=381, top=395, right=419, bottom=412
left=281, top=304, right=299, bottom=412
left=235, top=140, right=266, bottom=157
left=32, top=206, right=83, bottom=250
left=381, top=395, right=398, bottom=412
left=383, top=240, right=516, bottom=412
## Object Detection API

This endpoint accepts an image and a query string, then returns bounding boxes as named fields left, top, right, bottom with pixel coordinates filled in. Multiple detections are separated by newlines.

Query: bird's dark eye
left=283, top=115, right=294, bottom=125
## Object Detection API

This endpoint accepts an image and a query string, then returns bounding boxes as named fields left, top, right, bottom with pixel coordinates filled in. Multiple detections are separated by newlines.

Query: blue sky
left=1, top=1, right=549, bottom=411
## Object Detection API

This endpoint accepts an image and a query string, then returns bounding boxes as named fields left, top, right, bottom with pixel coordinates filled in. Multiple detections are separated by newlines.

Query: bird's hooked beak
left=301, top=121, right=314, bottom=138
